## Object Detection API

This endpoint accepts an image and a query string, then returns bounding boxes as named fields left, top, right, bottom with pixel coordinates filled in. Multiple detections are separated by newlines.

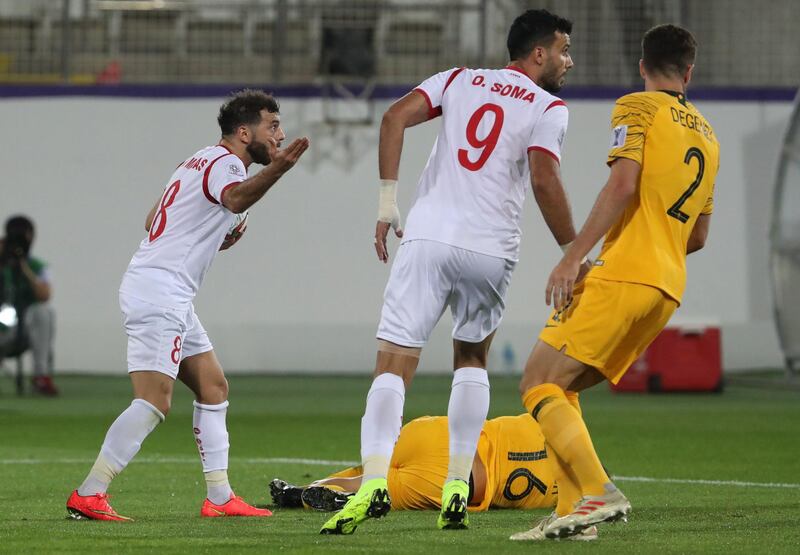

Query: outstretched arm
left=374, top=91, right=431, bottom=263
left=546, top=158, right=640, bottom=310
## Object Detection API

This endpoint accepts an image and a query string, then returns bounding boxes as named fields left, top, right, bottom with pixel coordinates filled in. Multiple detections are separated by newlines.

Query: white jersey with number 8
left=403, top=66, right=568, bottom=261
left=120, top=144, right=247, bottom=309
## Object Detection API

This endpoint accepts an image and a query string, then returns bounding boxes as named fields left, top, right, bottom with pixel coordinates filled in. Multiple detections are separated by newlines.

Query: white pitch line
left=0, top=456, right=359, bottom=466
left=612, top=475, right=800, bottom=490
left=1, top=457, right=798, bottom=490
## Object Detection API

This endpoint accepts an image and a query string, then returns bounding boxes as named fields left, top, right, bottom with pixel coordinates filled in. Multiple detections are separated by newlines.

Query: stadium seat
left=187, top=19, right=244, bottom=55
left=120, top=11, right=179, bottom=54
left=50, top=18, right=108, bottom=54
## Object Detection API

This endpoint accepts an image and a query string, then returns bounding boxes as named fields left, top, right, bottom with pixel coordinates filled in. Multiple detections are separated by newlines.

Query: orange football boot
left=66, top=490, right=132, bottom=521
left=200, top=494, right=273, bottom=517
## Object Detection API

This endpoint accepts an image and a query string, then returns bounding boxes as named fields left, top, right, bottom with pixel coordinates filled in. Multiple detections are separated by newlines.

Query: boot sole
left=545, top=505, right=630, bottom=539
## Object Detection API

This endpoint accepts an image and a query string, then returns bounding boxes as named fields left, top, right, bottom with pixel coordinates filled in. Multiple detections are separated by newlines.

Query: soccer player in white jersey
left=66, top=90, right=309, bottom=521
left=321, top=9, right=586, bottom=534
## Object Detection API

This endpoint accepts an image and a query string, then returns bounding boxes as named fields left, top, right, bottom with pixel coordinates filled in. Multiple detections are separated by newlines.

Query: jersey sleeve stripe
left=413, top=88, right=441, bottom=120
left=544, top=100, right=567, bottom=112
left=443, top=67, right=466, bottom=93
left=606, top=153, right=642, bottom=167
left=202, top=152, right=234, bottom=205
left=528, top=146, right=560, bottom=164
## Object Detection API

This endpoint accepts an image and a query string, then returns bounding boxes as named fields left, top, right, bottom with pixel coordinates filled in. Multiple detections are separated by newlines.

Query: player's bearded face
left=540, top=33, right=572, bottom=93
left=247, top=112, right=284, bottom=165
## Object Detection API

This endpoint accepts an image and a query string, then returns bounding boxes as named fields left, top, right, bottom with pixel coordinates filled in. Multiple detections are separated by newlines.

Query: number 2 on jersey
left=149, top=180, right=181, bottom=242
left=667, top=147, right=705, bottom=223
left=458, top=103, right=505, bottom=171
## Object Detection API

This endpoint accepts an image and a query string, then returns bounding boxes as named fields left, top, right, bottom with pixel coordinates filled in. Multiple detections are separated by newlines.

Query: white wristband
left=378, top=179, right=402, bottom=231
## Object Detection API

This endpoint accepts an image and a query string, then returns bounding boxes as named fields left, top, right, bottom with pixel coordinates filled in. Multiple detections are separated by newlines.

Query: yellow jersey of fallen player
left=590, top=90, right=720, bottom=303
left=474, top=414, right=556, bottom=510
left=383, top=414, right=556, bottom=511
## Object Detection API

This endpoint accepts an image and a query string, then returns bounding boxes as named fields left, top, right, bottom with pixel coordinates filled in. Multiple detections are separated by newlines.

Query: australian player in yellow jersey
left=511, top=24, right=719, bottom=541
left=270, top=413, right=598, bottom=541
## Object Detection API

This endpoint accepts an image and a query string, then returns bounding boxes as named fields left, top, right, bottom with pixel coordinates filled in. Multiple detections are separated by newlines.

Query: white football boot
left=510, top=513, right=598, bottom=541
left=544, top=488, right=631, bottom=539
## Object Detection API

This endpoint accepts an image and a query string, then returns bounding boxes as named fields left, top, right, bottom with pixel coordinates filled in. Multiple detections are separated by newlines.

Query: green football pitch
left=1, top=374, right=799, bottom=554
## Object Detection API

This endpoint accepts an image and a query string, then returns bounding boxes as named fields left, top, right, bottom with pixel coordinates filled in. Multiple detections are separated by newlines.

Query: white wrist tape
left=378, top=179, right=402, bottom=231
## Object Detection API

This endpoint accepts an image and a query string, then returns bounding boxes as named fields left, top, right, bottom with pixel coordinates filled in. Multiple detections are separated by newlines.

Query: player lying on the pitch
left=271, top=412, right=598, bottom=540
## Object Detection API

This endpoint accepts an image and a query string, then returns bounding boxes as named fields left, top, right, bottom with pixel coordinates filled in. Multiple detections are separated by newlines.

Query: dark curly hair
left=217, top=89, right=280, bottom=137
left=642, top=24, right=697, bottom=77
left=507, top=9, right=572, bottom=61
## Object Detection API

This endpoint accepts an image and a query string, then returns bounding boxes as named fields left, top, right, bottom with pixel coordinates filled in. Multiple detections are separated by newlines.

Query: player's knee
left=24, top=302, right=54, bottom=327
left=453, top=337, right=492, bottom=369
left=216, top=377, right=229, bottom=401
left=376, top=340, right=421, bottom=382
left=144, top=394, right=171, bottom=418
left=132, top=376, right=175, bottom=417
left=196, top=377, right=228, bottom=405
left=519, top=368, right=550, bottom=396
left=454, top=350, right=489, bottom=369
left=519, top=375, right=537, bottom=396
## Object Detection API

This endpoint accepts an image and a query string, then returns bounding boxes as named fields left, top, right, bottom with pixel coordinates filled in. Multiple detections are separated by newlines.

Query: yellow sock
left=552, top=449, right=582, bottom=517
left=565, top=390, right=581, bottom=415
left=326, top=465, right=364, bottom=480
left=523, top=383, right=610, bottom=497
left=554, top=389, right=587, bottom=514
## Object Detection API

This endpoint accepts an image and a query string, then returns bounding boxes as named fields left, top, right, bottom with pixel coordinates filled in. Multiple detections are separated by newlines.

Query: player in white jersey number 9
left=322, top=9, right=590, bottom=537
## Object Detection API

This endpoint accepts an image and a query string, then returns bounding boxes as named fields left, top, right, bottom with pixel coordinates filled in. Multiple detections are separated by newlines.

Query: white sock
left=446, top=367, right=490, bottom=483
left=193, top=400, right=233, bottom=504
left=78, top=399, right=164, bottom=496
left=205, top=470, right=232, bottom=506
left=360, top=373, right=405, bottom=481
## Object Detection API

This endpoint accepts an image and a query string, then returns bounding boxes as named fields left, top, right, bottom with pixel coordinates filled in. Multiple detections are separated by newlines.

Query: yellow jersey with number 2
left=590, top=90, right=720, bottom=303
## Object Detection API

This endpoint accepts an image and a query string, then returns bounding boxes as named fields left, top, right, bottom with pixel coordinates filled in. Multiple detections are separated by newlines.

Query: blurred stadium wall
left=0, top=1, right=797, bottom=373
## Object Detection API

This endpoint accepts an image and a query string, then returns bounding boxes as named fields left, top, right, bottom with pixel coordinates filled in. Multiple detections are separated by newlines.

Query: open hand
left=546, top=256, right=582, bottom=311
left=266, top=137, right=310, bottom=173
left=374, top=219, right=403, bottom=263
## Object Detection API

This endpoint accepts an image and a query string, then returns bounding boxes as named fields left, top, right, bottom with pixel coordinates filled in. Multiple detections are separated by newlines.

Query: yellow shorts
left=539, top=277, right=677, bottom=384
left=387, top=416, right=451, bottom=511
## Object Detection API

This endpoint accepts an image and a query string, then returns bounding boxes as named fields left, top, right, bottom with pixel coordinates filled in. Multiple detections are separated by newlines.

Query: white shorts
left=119, top=292, right=213, bottom=379
left=377, top=240, right=515, bottom=347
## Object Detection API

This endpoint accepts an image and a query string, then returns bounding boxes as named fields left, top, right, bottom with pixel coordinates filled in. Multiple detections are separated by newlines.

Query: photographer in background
left=0, top=215, right=57, bottom=396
